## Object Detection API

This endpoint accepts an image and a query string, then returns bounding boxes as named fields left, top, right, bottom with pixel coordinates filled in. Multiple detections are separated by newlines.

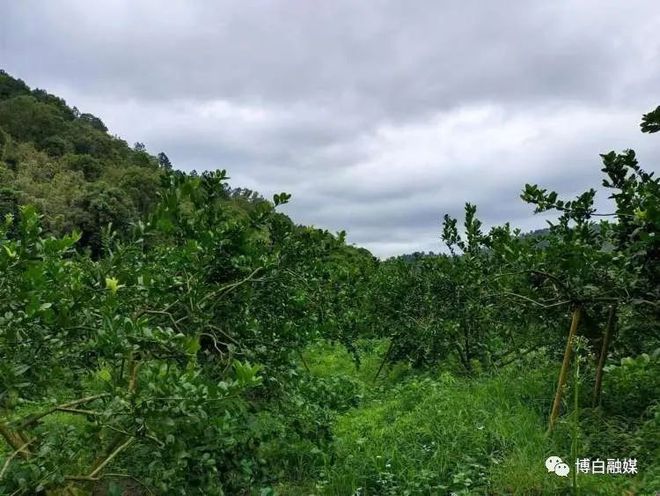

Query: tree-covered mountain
left=0, top=70, right=167, bottom=252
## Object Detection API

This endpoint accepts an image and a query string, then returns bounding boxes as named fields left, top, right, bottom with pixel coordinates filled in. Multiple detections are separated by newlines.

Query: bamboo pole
left=548, top=306, right=582, bottom=433
left=593, top=305, right=616, bottom=407
left=373, top=338, right=394, bottom=382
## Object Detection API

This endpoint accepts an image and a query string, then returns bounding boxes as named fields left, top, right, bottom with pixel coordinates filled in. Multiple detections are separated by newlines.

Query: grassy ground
left=276, top=341, right=658, bottom=495
left=2, top=340, right=656, bottom=495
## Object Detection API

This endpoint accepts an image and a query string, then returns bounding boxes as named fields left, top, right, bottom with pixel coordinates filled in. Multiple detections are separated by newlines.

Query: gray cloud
left=1, top=0, right=659, bottom=256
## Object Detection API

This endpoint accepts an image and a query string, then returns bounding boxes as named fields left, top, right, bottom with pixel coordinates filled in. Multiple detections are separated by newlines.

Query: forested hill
left=0, top=70, right=170, bottom=250
left=1, top=70, right=366, bottom=259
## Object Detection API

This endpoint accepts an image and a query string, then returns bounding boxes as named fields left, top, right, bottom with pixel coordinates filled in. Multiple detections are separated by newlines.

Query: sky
left=1, top=0, right=659, bottom=257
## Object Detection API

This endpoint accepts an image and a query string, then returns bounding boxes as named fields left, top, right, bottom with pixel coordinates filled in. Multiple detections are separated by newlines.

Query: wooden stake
left=374, top=338, right=394, bottom=382
left=593, top=305, right=616, bottom=407
left=548, top=306, right=582, bottom=433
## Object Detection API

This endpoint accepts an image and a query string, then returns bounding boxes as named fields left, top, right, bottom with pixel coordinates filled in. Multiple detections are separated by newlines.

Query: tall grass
left=273, top=341, right=657, bottom=495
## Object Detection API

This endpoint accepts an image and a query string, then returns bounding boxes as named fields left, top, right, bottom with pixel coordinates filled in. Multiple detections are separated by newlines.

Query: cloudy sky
left=2, top=0, right=659, bottom=256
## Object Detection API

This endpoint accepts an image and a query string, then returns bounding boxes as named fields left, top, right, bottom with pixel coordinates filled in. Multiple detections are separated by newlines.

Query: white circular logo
left=545, top=456, right=570, bottom=477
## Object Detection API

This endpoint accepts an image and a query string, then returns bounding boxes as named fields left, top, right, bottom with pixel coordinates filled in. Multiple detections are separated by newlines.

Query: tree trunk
left=463, top=323, right=472, bottom=373
left=0, top=423, right=31, bottom=459
left=548, top=306, right=582, bottom=433
left=593, top=305, right=616, bottom=407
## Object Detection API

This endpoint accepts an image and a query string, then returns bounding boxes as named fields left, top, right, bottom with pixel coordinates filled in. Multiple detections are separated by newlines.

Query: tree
left=41, top=135, right=73, bottom=157
left=0, top=95, right=67, bottom=145
left=78, top=112, right=108, bottom=132
left=640, top=105, right=660, bottom=134
left=157, top=151, right=172, bottom=170
left=63, top=153, right=103, bottom=180
left=0, top=70, right=30, bottom=100
left=70, top=182, right=137, bottom=254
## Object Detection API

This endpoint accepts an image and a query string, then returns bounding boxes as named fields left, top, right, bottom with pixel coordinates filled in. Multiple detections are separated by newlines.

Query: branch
left=104, top=473, right=155, bottom=495
left=630, top=298, right=660, bottom=307
left=491, top=270, right=534, bottom=280
left=206, top=324, right=242, bottom=347
left=484, top=291, right=571, bottom=309
left=66, top=436, right=135, bottom=481
left=146, top=392, right=243, bottom=403
left=18, top=394, right=110, bottom=429
left=0, top=439, right=35, bottom=480
left=128, top=360, right=141, bottom=394
left=0, top=424, right=30, bottom=458
left=198, top=267, right=263, bottom=307
left=373, top=339, right=395, bottom=382
left=199, top=332, right=228, bottom=354
left=530, top=270, right=572, bottom=297
left=55, top=408, right=101, bottom=416
left=139, top=310, right=182, bottom=332
left=65, top=473, right=154, bottom=494
left=297, top=349, right=311, bottom=373
left=495, top=347, right=539, bottom=368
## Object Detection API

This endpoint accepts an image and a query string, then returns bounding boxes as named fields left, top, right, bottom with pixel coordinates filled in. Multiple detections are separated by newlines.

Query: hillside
left=0, top=70, right=167, bottom=253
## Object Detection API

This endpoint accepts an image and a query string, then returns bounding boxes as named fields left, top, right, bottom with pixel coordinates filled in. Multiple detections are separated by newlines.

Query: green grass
left=278, top=341, right=656, bottom=495
left=304, top=340, right=413, bottom=388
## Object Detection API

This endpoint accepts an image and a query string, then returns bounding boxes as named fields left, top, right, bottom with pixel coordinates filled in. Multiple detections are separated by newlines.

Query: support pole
left=593, top=305, right=616, bottom=407
left=548, top=306, right=582, bottom=433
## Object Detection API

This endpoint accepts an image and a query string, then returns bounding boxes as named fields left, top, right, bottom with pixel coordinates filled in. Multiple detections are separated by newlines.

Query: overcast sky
left=2, top=1, right=659, bottom=256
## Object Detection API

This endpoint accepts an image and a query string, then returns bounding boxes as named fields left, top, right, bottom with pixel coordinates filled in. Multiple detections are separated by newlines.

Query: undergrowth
left=275, top=341, right=659, bottom=496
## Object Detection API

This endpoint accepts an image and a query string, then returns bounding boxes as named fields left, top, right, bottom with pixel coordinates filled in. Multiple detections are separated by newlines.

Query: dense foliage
left=0, top=70, right=166, bottom=256
left=0, top=72, right=658, bottom=495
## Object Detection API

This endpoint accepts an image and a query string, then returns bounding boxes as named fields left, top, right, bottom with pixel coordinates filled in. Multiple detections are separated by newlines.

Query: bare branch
left=198, top=267, right=263, bottom=307
left=484, top=291, right=571, bottom=309
left=18, top=394, right=110, bottom=429
left=87, top=436, right=135, bottom=479
left=55, top=408, right=101, bottom=416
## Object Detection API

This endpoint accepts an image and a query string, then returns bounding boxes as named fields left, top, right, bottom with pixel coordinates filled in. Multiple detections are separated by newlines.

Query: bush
left=601, top=352, right=660, bottom=418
